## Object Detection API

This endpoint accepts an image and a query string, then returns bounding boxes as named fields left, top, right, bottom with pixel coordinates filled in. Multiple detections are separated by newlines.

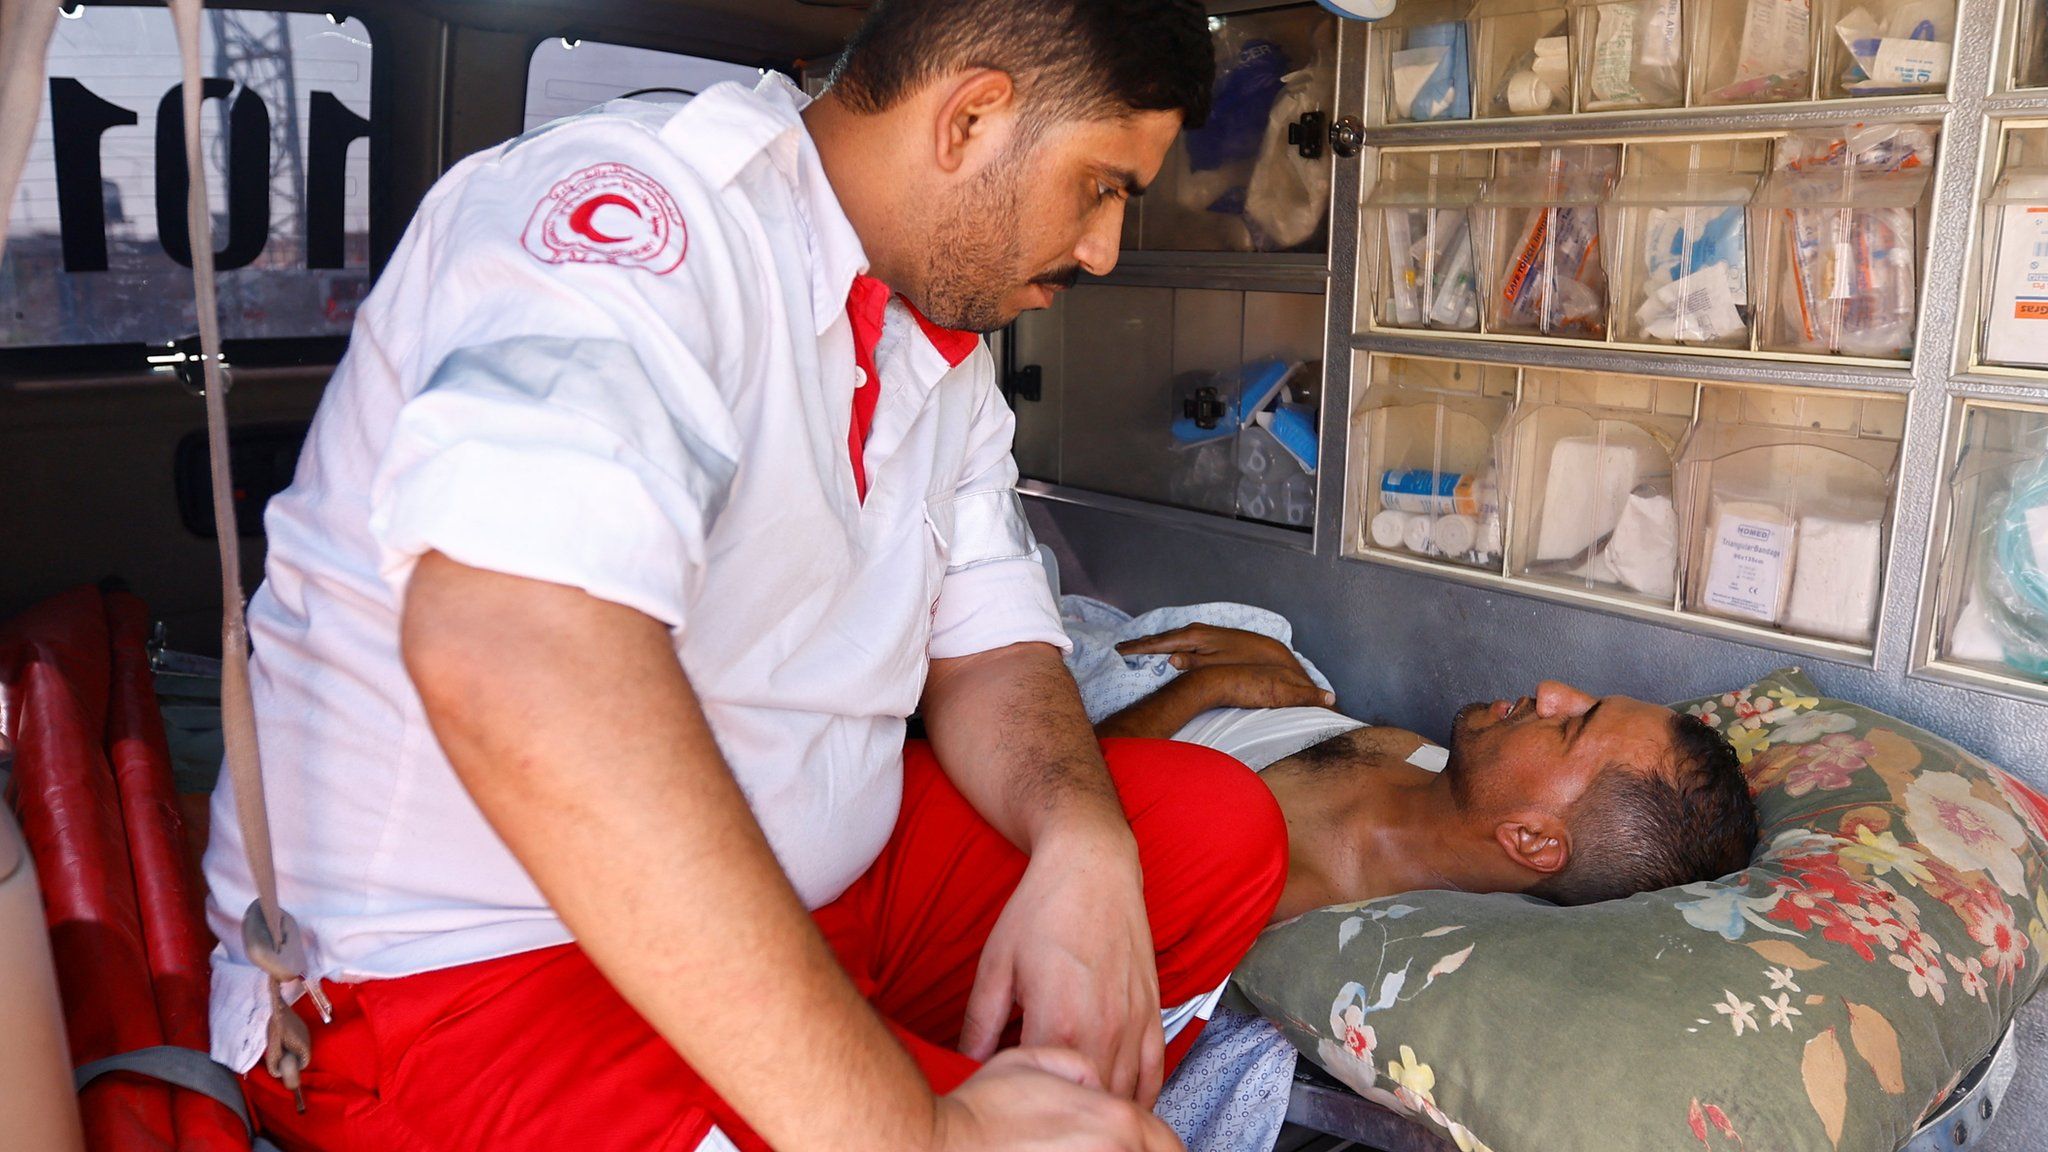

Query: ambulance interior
left=4, top=0, right=2048, bottom=1149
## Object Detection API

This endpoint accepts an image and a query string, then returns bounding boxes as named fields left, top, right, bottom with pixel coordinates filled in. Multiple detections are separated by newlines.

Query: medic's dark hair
left=1527, top=713, right=1758, bottom=906
left=824, top=0, right=1214, bottom=129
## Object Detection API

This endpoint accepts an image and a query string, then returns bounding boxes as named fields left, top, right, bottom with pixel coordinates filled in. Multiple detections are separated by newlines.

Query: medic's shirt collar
left=659, top=73, right=979, bottom=361
left=663, top=74, right=866, bottom=338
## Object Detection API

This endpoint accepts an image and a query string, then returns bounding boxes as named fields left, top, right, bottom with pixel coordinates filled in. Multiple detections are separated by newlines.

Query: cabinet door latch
left=1288, top=110, right=1326, bottom=160
left=1006, top=363, right=1043, bottom=403
left=1287, top=112, right=1364, bottom=160
left=1328, top=115, right=1364, bottom=158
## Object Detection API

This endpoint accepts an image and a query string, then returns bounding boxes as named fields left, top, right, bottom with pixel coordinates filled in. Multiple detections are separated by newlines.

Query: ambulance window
left=524, top=39, right=762, bottom=131
left=1, top=9, right=377, bottom=357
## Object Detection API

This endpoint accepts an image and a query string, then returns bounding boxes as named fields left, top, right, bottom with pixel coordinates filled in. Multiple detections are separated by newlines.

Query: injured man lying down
left=1057, top=597, right=1761, bottom=1150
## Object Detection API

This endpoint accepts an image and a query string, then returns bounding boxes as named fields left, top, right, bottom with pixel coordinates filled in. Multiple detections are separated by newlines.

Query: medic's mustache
left=1030, top=265, right=1083, bottom=290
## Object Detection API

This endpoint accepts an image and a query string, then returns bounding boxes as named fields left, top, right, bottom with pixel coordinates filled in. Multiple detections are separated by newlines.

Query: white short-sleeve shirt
left=204, top=74, right=1068, bottom=1072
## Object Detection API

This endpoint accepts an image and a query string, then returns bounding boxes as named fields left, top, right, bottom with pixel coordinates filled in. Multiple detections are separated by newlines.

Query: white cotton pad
left=1604, top=489, right=1679, bottom=600
left=1406, top=743, right=1449, bottom=772
left=1949, top=595, right=2007, bottom=664
left=1699, top=497, right=1796, bottom=625
left=1371, top=508, right=1414, bottom=550
left=1783, top=515, right=1883, bottom=642
left=1535, top=437, right=1645, bottom=561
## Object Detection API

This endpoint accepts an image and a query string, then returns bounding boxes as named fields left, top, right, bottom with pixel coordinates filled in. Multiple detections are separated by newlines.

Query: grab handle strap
left=165, top=0, right=324, bottom=1107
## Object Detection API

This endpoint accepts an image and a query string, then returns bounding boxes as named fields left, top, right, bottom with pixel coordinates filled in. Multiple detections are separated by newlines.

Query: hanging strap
left=164, top=0, right=326, bottom=1107
left=0, top=0, right=319, bottom=1114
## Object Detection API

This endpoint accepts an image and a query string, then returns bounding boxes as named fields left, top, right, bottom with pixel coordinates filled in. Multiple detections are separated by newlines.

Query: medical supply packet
left=1607, top=172, right=1759, bottom=346
left=1480, top=4, right=1573, bottom=117
left=1677, top=407, right=1901, bottom=641
left=1582, top=0, right=1684, bottom=109
left=1380, top=469, right=1502, bottom=518
left=1482, top=147, right=1618, bottom=337
left=1709, top=0, right=1812, bottom=101
left=1368, top=176, right=1485, bottom=330
left=1755, top=125, right=1934, bottom=358
left=1982, top=170, right=2048, bottom=368
left=1391, top=21, right=1473, bottom=121
left=1832, top=0, right=1951, bottom=94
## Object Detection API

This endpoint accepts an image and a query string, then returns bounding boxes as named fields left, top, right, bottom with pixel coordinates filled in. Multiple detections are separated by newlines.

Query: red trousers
left=243, top=739, right=1287, bottom=1151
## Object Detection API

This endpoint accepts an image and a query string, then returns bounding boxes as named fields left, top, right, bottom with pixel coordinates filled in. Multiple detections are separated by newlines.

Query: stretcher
left=1276, top=1031, right=2022, bottom=1152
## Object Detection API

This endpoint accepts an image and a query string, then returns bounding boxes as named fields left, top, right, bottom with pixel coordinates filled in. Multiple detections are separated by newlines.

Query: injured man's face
left=1259, top=679, right=1760, bottom=921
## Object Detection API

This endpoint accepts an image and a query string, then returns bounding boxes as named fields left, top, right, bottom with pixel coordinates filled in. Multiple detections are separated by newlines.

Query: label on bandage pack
left=1702, top=503, right=1795, bottom=623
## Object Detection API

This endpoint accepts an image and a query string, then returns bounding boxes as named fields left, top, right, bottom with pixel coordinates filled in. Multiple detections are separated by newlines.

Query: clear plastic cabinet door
left=1477, top=145, right=1619, bottom=339
left=1127, top=4, right=1337, bottom=254
left=1604, top=171, right=1760, bottom=349
left=1976, top=126, right=2048, bottom=371
left=1572, top=0, right=1689, bottom=110
left=1503, top=370, right=1695, bottom=603
left=1009, top=285, right=1325, bottom=528
left=1929, top=403, right=2048, bottom=684
left=1677, top=387, right=1905, bottom=645
left=1345, top=354, right=1518, bottom=570
left=1365, top=159, right=1487, bottom=332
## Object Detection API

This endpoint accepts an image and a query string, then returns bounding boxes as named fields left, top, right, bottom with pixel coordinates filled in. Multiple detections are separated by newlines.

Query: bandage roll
left=1506, top=71, right=1555, bottom=114
left=1432, top=513, right=1478, bottom=557
left=1403, top=513, right=1437, bottom=554
left=1370, top=508, right=1414, bottom=549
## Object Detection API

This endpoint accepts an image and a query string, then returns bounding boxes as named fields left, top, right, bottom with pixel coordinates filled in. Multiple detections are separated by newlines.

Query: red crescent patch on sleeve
left=521, top=163, right=688, bottom=274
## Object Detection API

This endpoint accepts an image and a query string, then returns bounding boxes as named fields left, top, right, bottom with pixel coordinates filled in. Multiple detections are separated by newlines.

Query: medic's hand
left=1116, top=624, right=1304, bottom=675
left=931, top=1047, right=1185, bottom=1152
left=959, top=817, right=1165, bottom=1107
left=1185, top=662, right=1335, bottom=713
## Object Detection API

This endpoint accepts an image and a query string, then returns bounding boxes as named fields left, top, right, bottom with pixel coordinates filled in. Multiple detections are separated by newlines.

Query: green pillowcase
left=1234, top=668, right=2048, bottom=1152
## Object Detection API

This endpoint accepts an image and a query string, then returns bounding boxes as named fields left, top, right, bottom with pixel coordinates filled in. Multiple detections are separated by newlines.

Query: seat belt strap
left=76, top=1047, right=256, bottom=1139
left=165, top=0, right=325, bottom=1108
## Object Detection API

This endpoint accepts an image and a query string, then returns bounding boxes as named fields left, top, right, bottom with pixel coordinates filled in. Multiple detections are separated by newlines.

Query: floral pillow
left=1234, top=668, right=2048, bottom=1152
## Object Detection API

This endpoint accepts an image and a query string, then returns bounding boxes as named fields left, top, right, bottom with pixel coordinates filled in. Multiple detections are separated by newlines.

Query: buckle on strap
left=242, top=901, right=329, bottom=1111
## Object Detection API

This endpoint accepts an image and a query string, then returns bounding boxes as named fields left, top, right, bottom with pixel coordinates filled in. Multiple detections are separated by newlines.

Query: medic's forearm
left=401, top=553, right=939, bottom=1152
left=920, top=642, right=1130, bottom=853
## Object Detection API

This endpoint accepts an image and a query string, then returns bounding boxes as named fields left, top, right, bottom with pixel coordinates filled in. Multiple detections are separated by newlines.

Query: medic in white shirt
left=203, top=3, right=1288, bottom=1151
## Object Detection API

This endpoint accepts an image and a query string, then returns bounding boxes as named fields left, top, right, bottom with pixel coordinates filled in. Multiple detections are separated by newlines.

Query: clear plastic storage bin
left=1676, top=387, right=1904, bottom=644
left=1752, top=162, right=1930, bottom=359
left=1373, top=0, right=1479, bottom=123
left=1573, top=0, right=1690, bottom=109
left=1691, top=0, right=1816, bottom=104
left=1979, top=167, right=2048, bottom=370
left=1929, top=403, right=2048, bottom=682
left=1478, top=146, right=1619, bottom=338
left=1603, top=171, right=1760, bottom=348
left=1472, top=0, right=1578, bottom=115
left=1009, top=285, right=1325, bottom=527
left=1123, top=4, right=1336, bottom=253
left=1347, top=354, right=1518, bottom=570
left=1365, top=172, right=1487, bottom=331
left=1976, top=126, right=2048, bottom=370
left=1821, top=0, right=1954, bottom=97
left=2018, top=0, right=2048, bottom=89
left=1502, top=371, right=1695, bottom=602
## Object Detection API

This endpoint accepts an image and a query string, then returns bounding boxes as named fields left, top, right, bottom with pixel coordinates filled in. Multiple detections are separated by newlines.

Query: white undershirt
left=1170, top=706, right=1448, bottom=774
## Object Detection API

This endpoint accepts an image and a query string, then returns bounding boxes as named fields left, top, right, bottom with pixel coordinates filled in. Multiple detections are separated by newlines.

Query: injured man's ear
left=1257, top=679, right=1759, bottom=920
